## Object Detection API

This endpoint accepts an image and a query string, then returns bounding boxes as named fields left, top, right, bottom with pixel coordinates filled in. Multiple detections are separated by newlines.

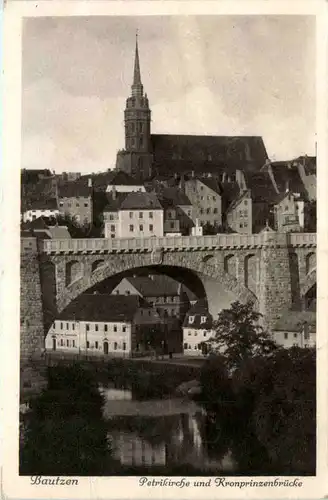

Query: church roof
left=151, top=134, right=268, bottom=175
left=106, top=170, right=144, bottom=187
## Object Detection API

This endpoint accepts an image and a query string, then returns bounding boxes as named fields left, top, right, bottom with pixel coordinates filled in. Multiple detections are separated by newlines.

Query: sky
left=22, top=15, right=316, bottom=174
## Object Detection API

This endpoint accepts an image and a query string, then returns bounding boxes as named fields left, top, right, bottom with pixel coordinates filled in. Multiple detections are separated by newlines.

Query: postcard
left=1, top=0, right=327, bottom=499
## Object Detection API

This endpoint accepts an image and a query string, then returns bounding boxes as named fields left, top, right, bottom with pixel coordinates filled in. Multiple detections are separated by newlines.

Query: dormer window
left=188, top=316, right=195, bottom=325
left=200, top=316, right=207, bottom=324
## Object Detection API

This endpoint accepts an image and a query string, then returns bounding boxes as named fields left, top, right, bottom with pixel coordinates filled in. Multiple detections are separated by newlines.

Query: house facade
left=183, top=302, right=214, bottom=356
left=184, top=177, right=222, bottom=229
left=22, top=199, right=59, bottom=223
left=226, top=190, right=252, bottom=234
left=58, top=181, right=93, bottom=225
left=272, top=310, right=316, bottom=349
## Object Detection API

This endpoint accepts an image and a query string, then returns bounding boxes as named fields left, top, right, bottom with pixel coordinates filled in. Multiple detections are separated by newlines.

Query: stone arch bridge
left=21, top=232, right=316, bottom=362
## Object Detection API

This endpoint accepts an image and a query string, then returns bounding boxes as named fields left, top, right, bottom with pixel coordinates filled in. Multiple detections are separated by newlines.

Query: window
left=213, top=196, right=216, bottom=201
left=213, top=208, right=218, bottom=214
left=76, top=202, right=80, bottom=207
left=204, top=331, right=207, bottom=337
left=200, top=209, right=204, bottom=214
left=194, top=331, right=197, bottom=336
left=95, top=324, right=99, bottom=332
left=111, top=225, right=115, bottom=232
left=72, top=324, right=75, bottom=331
left=60, top=322, right=63, bottom=330
left=200, top=186, right=204, bottom=191
left=149, top=212, right=153, bottom=219
left=188, top=330, right=191, bottom=336
left=114, top=325, right=117, bottom=332
left=66, top=323, right=69, bottom=330
left=139, top=212, right=143, bottom=219
left=201, top=196, right=204, bottom=201
left=239, top=210, right=243, bottom=217
left=129, top=225, right=134, bottom=232
left=168, top=212, right=172, bottom=219
left=129, top=212, right=133, bottom=218
left=200, top=316, right=207, bottom=324
left=149, top=224, right=153, bottom=232
left=104, top=324, right=108, bottom=332
left=114, top=342, right=118, bottom=350
left=189, top=316, right=195, bottom=324
left=123, top=342, right=126, bottom=351
left=284, top=332, right=288, bottom=339
left=122, top=326, right=126, bottom=333
left=86, top=324, right=90, bottom=331
left=126, top=290, right=130, bottom=295
left=60, top=339, right=63, bottom=346
left=244, top=200, right=248, bottom=206
left=206, top=208, right=210, bottom=214
left=67, top=340, right=69, bottom=347
left=184, top=343, right=188, bottom=349
left=240, top=223, right=243, bottom=228
left=59, top=202, right=64, bottom=207
left=95, top=341, right=98, bottom=349
left=194, top=345, right=198, bottom=350
left=170, top=222, right=174, bottom=229
left=86, top=341, right=90, bottom=348
left=139, top=224, right=143, bottom=231
left=84, top=203, right=88, bottom=207
left=109, top=214, right=114, bottom=221
left=72, top=340, right=75, bottom=347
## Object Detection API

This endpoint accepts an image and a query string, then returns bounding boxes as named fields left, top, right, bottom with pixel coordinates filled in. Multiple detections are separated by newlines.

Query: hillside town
left=21, top=36, right=316, bottom=360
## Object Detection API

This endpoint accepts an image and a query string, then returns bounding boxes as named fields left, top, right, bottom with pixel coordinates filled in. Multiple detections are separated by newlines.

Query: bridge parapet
left=42, top=232, right=316, bottom=255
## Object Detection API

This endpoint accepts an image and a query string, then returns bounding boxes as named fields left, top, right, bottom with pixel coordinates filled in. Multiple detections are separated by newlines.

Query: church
left=116, top=35, right=269, bottom=181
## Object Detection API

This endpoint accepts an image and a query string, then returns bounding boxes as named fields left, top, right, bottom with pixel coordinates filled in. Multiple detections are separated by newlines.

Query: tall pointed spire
left=133, top=31, right=141, bottom=85
left=131, top=30, right=143, bottom=97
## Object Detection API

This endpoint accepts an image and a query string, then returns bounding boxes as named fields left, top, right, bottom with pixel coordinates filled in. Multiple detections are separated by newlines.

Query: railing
left=42, top=232, right=316, bottom=254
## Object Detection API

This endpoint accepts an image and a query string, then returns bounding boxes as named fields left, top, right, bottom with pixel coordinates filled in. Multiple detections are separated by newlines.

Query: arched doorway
left=103, top=341, right=109, bottom=355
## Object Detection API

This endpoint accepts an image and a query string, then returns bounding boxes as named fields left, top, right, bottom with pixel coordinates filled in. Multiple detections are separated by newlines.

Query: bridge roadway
left=43, top=232, right=316, bottom=254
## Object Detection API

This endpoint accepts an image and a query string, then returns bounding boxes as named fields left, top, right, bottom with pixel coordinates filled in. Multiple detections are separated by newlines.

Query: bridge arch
left=56, top=253, right=257, bottom=319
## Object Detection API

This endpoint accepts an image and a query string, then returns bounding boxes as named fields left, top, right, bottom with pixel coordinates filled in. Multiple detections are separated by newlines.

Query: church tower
left=116, top=33, right=152, bottom=180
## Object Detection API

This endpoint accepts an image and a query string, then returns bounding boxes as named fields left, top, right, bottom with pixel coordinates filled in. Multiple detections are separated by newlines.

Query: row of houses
left=45, top=294, right=316, bottom=357
left=22, top=158, right=316, bottom=236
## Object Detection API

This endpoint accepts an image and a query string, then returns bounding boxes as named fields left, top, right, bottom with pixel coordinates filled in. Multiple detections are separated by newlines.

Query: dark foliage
left=20, top=366, right=115, bottom=475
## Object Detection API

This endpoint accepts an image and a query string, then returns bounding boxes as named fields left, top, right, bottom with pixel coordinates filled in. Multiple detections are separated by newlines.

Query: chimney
left=191, top=170, right=195, bottom=178
left=88, top=178, right=93, bottom=188
left=285, top=179, right=289, bottom=193
left=179, top=175, right=185, bottom=192
left=222, top=172, right=227, bottom=183
left=112, top=186, right=117, bottom=200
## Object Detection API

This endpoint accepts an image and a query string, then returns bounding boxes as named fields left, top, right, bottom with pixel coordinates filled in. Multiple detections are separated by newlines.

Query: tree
left=208, top=301, right=279, bottom=371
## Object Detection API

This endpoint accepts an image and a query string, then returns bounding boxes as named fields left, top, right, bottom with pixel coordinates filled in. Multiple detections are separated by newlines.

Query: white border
left=2, top=1, right=328, bottom=499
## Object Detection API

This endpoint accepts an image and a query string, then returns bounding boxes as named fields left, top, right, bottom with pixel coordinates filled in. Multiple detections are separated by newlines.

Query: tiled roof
left=58, top=294, right=143, bottom=322
left=183, top=300, right=213, bottom=329
left=106, top=171, right=144, bottom=187
left=151, top=134, right=268, bottom=175
left=226, top=190, right=250, bottom=213
left=26, top=198, right=58, bottom=211
left=119, top=191, right=162, bottom=210
left=58, top=180, right=91, bottom=198
left=126, top=275, right=181, bottom=297
left=244, top=171, right=278, bottom=203
left=198, top=177, right=223, bottom=195
left=47, top=226, right=71, bottom=239
left=293, top=156, right=316, bottom=176
left=159, top=187, right=192, bottom=208
left=268, top=163, right=308, bottom=199
left=103, top=192, right=128, bottom=212
left=274, top=310, right=316, bottom=332
left=25, top=216, right=49, bottom=230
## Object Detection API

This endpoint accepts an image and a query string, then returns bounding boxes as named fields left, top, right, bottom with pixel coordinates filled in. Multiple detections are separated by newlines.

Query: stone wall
left=20, top=238, right=47, bottom=397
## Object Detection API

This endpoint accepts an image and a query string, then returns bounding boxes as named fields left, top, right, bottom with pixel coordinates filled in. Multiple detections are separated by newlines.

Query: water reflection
left=100, top=383, right=236, bottom=473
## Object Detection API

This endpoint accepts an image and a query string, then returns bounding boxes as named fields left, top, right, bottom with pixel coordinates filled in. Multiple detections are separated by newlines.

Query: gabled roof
left=103, top=192, right=128, bottom=212
left=58, top=294, right=144, bottom=322
left=244, top=171, right=278, bottom=203
left=159, top=187, right=192, bottom=208
left=47, top=226, right=71, bottom=239
left=25, top=216, right=49, bottom=230
left=106, top=170, right=144, bottom=187
left=26, top=198, right=58, bottom=211
left=125, top=275, right=181, bottom=297
left=274, top=310, right=316, bottom=332
left=119, top=191, right=162, bottom=211
left=183, top=300, right=213, bottom=329
left=58, top=180, right=91, bottom=198
left=198, top=177, right=223, bottom=195
left=226, top=190, right=250, bottom=213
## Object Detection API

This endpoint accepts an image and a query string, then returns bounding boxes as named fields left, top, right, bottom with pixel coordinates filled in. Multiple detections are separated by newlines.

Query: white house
left=273, top=310, right=316, bottom=349
left=104, top=191, right=164, bottom=239
left=22, top=198, right=59, bottom=223
left=183, top=301, right=214, bottom=356
left=45, top=294, right=160, bottom=356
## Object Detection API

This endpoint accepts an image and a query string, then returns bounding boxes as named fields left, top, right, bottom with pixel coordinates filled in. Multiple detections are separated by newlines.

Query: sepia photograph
left=1, top=1, right=327, bottom=498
